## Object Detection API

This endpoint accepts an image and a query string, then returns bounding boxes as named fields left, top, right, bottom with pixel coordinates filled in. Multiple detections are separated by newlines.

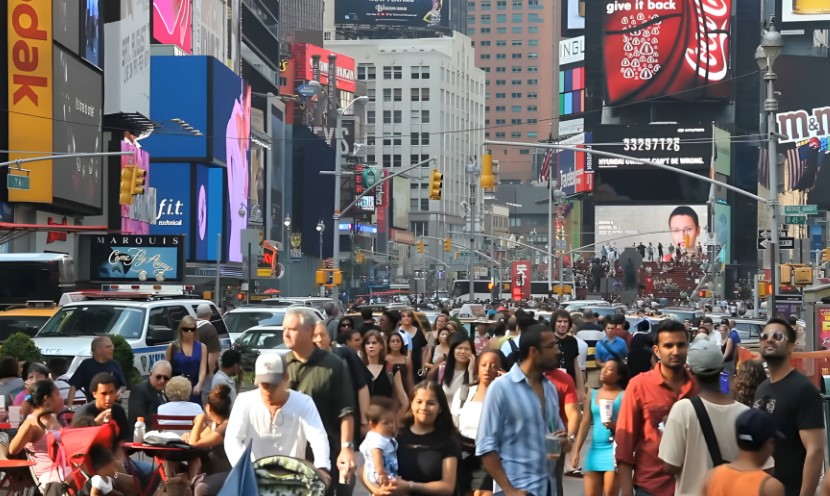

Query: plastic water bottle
left=134, top=417, right=146, bottom=444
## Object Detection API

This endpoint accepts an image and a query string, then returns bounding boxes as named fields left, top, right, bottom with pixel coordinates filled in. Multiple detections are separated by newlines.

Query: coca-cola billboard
left=601, top=0, right=732, bottom=105
left=511, top=260, right=531, bottom=301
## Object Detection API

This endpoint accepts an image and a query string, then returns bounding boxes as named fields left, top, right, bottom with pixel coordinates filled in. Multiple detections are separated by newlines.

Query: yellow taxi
left=0, top=301, right=60, bottom=341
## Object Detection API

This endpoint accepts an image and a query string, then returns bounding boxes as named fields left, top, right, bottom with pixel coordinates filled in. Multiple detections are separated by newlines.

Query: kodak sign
left=8, top=0, right=53, bottom=202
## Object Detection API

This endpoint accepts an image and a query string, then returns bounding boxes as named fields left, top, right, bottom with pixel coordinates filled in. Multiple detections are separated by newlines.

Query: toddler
left=82, top=444, right=123, bottom=496
left=359, top=398, right=398, bottom=486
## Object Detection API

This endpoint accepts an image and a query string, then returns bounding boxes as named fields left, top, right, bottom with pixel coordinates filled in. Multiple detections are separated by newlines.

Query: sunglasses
left=154, top=374, right=171, bottom=381
left=182, top=327, right=196, bottom=333
left=760, top=331, right=788, bottom=342
left=340, top=323, right=353, bottom=327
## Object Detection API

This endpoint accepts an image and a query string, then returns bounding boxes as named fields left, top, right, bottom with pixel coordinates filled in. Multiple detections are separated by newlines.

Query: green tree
left=110, top=334, right=141, bottom=387
left=0, top=333, right=42, bottom=363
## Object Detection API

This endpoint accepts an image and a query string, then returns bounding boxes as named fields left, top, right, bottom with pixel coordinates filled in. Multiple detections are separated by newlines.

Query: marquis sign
left=81, top=234, right=186, bottom=282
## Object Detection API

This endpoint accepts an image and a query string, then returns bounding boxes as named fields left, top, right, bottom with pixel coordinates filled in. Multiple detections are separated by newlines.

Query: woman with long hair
left=452, top=350, right=502, bottom=496
left=399, top=309, right=428, bottom=380
left=429, top=334, right=474, bottom=405
left=733, top=360, right=767, bottom=407
left=362, top=331, right=408, bottom=409
left=572, top=358, right=629, bottom=496
left=184, top=384, right=233, bottom=496
left=165, top=316, right=208, bottom=404
left=425, top=329, right=452, bottom=373
left=337, top=317, right=357, bottom=342
left=386, top=331, right=414, bottom=392
left=361, top=381, right=459, bottom=496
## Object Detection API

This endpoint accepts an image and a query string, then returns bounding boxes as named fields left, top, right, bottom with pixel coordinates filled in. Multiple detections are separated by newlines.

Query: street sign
left=758, top=229, right=786, bottom=239
left=296, top=84, right=317, bottom=98
left=785, top=215, right=807, bottom=225
left=781, top=204, right=818, bottom=215
left=757, top=237, right=795, bottom=249
left=6, top=175, right=29, bottom=190
left=555, top=240, right=567, bottom=249
left=775, top=294, right=803, bottom=303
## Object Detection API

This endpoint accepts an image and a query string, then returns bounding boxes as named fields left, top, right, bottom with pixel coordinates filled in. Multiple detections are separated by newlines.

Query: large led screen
left=83, top=234, right=185, bottom=282
left=601, top=0, right=732, bottom=105
left=591, top=124, right=710, bottom=170
left=194, top=164, right=223, bottom=261
left=53, top=0, right=81, bottom=53
left=391, top=176, right=410, bottom=231
left=713, top=202, right=731, bottom=265
left=103, top=0, right=151, bottom=117
left=192, top=0, right=226, bottom=61
left=152, top=0, right=193, bottom=53
left=120, top=141, right=154, bottom=235
left=335, top=0, right=450, bottom=27
left=149, top=164, right=192, bottom=256
left=83, top=0, right=103, bottom=67
left=53, top=46, right=103, bottom=208
left=595, top=204, right=707, bottom=260
left=779, top=0, right=830, bottom=24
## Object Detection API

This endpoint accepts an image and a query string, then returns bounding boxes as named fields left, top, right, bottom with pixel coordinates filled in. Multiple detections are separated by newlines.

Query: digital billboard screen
left=152, top=0, right=193, bottom=53
left=53, top=46, right=104, bottom=208
left=149, top=163, right=192, bottom=256
left=562, top=0, right=585, bottom=36
left=53, top=0, right=81, bottom=53
left=335, top=0, right=449, bottom=27
left=591, top=124, right=710, bottom=171
left=83, top=0, right=103, bottom=67
left=778, top=0, right=830, bottom=24
left=600, top=0, right=732, bottom=106
left=713, top=202, right=731, bottom=265
left=391, top=176, right=410, bottom=230
left=120, top=141, right=154, bottom=235
left=82, top=234, right=185, bottom=282
left=555, top=133, right=593, bottom=196
left=194, top=164, right=224, bottom=261
left=595, top=204, right=708, bottom=260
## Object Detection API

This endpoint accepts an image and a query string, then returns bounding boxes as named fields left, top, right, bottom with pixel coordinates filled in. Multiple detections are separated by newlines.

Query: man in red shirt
left=545, top=367, right=581, bottom=496
left=615, top=319, right=697, bottom=496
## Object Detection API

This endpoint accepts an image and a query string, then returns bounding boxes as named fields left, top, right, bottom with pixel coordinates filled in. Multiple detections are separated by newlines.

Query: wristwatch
left=568, top=434, right=576, bottom=443
left=341, top=441, right=355, bottom=449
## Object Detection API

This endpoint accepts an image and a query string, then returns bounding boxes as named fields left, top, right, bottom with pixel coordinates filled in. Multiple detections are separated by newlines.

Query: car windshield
left=0, top=316, right=50, bottom=340
left=225, top=311, right=286, bottom=336
left=36, top=306, right=145, bottom=339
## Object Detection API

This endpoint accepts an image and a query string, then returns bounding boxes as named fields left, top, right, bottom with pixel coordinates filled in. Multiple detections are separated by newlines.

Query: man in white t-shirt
left=658, top=340, right=771, bottom=496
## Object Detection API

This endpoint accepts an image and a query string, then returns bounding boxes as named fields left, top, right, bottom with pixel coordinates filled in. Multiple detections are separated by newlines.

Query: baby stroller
left=36, top=411, right=119, bottom=496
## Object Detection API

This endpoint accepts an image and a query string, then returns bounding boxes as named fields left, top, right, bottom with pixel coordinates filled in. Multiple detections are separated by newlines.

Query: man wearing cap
left=753, top=318, right=824, bottom=496
left=702, top=409, right=785, bottom=496
left=283, top=307, right=357, bottom=496
left=659, top=340, right=762, bottom=495
left=224, top=353, right=331, bottom=486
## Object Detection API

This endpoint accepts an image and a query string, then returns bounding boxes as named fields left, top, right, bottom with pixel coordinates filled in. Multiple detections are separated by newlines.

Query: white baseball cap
left=255, top=353, right=286, bottom=386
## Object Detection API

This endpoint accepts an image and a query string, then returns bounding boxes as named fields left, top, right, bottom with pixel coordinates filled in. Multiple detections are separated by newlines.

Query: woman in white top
left=426, top=328, right=451, bottom=373
left=157, top=376, right=204, bottom=434
left=451, top=350, right=502, bottom=496
left=224, top=354, right=331, bottom=485
left=430, top=334, right=474, bottom=405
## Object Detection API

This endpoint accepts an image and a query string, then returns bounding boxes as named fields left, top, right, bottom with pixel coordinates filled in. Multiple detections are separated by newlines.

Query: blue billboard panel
left=195, top=164, right=224, bottom=261
left=83, top=235, right=186, bottom=282
left=143, top=56, right=209, bottom=159
left=149, top=163, right=192, bottom=256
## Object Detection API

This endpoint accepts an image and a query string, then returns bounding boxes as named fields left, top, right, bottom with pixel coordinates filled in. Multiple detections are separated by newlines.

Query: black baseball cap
left=736, top=409, right=785, bottom=451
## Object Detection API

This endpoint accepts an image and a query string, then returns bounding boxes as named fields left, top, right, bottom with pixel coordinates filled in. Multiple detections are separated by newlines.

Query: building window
left=511, top=79, right=522, bottom=85
left=383, top=133, right=402, bottom=145
left=511, top=66, right=522, bottom=73
left=411, top=88, right=430, bottom=101
left=420, top=199, right=430, bottom=211
left=511, top=131, right=521, bottom=138
left=519, top=149, right=530, bottom=155
left=496, top=14, right=506, bottom=22
left=528, top=132, right=538, bottom=138
left=481, top=0, right=491, bottom=8
left=394, top=110, right=402, bottom=123
left=495, top=105, right=506, bottom=111
left=393, top=154, right=402, bottom=167
left=496, top=27, right=506, bottom=33
left=483, top=67, right=491, bottom=72
left=511, top=118, right=521, bottom=124
left=480, top=40, right=491, bottom=46
left=527, top=78, right=538, bottom=85
left=496, top=40, right=506, bottom=46
left=367, top=88, right=376, bottom=102
left=481, top=14, right=490, bottom=23
left=511, top=54, right=522, bottom=60
left=357, top=64, right=376, bottom=80
left=528, top=13, right=541, bottom=22
left=383, top=154, right=391, bottom=167
left=367, top=110, right=376, bottom=124
left=511, top=0, right=522, bottom=7
left=527, top=118, right=538, bottom=123
left=528, top=0, right=540, bottom=6
left=495, top=66, right=506, bottom=72
left=495, top=132, right=506, bottom=138
left=527, top=105, right=537, bottom=111
left=496, top=118, right=506, bottom=124
left=481, top=27, right=490, bottom=33
left=510, top=217, right=521, bottom=227
left=468, top=15, right=475, bottom=24
left=480, top=53, right=491, bottom=60
left=511, top=40, right=522, bottom=46
left=468, top=0, right=475, bottom=7
left=495, top=92, right=506, bottom=98
left=511, top=13, right=522, bottom=21
left=383, top=111, right=391, bottom=123
left=467, top=28, right=475, bottom=35
left=383, top=88, right=402, bottom=101
left=527, top=66, right=538, bottom=72
left=367, top=135, right=376, bottom=146
left=496, top=0, right=506, bottom=8
left=496, top=53, right=506, bottom=59
left=528, top=26, right=538, bottom=33
left=367, top=154, right=376, bottom=164
left=528, top=52, right=538, bottom=59
left=511, top=105, right=521, bottom=112
left=511, top=92, right=522, bottom=98
left=484, top=132, right=491, bottom=138
left=527, top=92, right=538, bottom=98
left=382, top=66, right=402, bottom=79
left=528, top=39, right=538, bottom=46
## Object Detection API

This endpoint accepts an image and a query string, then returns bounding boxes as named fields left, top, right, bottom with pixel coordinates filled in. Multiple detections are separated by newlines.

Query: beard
left=762, top=353, right=787, bottom=367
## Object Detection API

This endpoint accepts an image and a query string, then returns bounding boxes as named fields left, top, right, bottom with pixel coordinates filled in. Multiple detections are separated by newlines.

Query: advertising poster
left=149, top=164, right=192, bottom=256
left=195, top=165, right=224, bottom=261
left=713, top=202, right=731, bottom=265
left=592, top=124, right=710, bottom=170
left=53, top=46, right=104, bottom=209
left=83, top=0, right=103, bottom=67
left=555, top=133, right=594, bottom=196
left=779, top=0, right=830, bottom=24
left=601, top=0, right=732, bottom=105
left=192, top=0, right=226, bottom=61
left=152, top=0, right=193, bottom=53
left=511, top=260, right=531, bottom=301
left=53, top=0, right=81, bottom=54
left=391, top=176, right=410, bottom=230
left=103, top=0, right=151, bottom=117
left=713, top=125, right=731, bottom=176
left=289, top=44, right=357, bottom=93
left=120, top=141, right=155, bottom=235
left=335, top=0, right=449, bottom=27
left=818, top=307, right=830, bottom=350
left=84, top=234, right=185, bottom=281
left=595, top=204, right=707, bottom=259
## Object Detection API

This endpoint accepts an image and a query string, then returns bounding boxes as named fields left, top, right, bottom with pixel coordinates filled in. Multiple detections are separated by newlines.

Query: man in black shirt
left=357, top=308, right=380, bottom=336
left=753, top=318, right=824, bottom=496
left=67, top=336, right=127, bottom=407
left=127, top=360, right=170, bottom=426
left=552, top=309, right=585, bottom=403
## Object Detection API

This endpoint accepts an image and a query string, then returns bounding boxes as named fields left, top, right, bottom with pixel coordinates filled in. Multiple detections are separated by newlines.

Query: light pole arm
left=339, top=156, right=436, bottom=218
left=0, top=151, right=134, bottom=169
left=420, top=235, right=499, bottom=267
left=448, top=230, right=559, bottom=260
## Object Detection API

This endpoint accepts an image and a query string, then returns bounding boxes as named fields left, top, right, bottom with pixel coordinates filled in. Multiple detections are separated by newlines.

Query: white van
left=34, top=293, right=230, bottom=378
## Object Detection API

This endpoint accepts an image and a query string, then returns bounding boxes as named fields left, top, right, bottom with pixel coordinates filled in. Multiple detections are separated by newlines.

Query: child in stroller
left=78, top=445, right=122, bottom=496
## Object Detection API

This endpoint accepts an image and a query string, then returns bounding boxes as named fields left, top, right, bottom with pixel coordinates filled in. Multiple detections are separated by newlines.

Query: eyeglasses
left=154, top=375, right=171, bottom=381
left=760, top=331, right=788, bottom=342
left=182, top=327, right=196, bottom=333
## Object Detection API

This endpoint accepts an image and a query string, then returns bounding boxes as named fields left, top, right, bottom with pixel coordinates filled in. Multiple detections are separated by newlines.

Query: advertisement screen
left=779, top=0, right=830, bottom=24
left=511, top=260, right=531, bottom=301
left=714, top=126, right=731, bottom=176
left=192, top=0, right=226, bottom=61
left=289, top=44, right=357, bottom=93
left=103, top=0, right=151, bottom=117
left=335, top=0, right=449, bottom=27
left=391, top=176, right=410, bottom=231
left=53, top=0, right=81, bottom=53
left=195, top=165, right=224, bottom=261
left=595, top=204, right=707, bottom=259
left=592, top=124, right=710, bottom=170
left=559, top=66, right=585, bottom=116
left=562, top=0, right=585, bottom=35
left=555, top=133, right=594, bottom=196
left=149, top=164, right=192, bottom=256
left=83, top=235, right=185, bottom=281
left=83, top=0, right=103, bottom=67
left=152, top=0, right=193, bottom=53
left=713, top=202, right=731, bottom=265
left=120, top=141, right=154, bottom=235
left=601, top=0, right=732, bottom=106
left=53, top=46, right=103, bottom=208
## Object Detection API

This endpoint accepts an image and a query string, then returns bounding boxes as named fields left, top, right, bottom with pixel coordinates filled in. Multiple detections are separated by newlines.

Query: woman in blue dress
left=572, top=358, right=629, bottom=496
left=165, top=316, right=208, bottom=405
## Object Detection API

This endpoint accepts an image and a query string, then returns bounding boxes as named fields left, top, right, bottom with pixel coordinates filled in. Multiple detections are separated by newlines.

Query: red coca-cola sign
left=511, top=260, right=532, bottom=301
left=602, top=0, right=732, bottom=105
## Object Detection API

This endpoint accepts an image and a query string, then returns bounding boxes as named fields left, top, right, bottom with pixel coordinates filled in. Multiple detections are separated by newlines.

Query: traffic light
left=480, top=153, right=496, bottom=188
left=119, top=166, right=135, bottom=205
left=444, top=238, right=452, bottom=252
left=316, top=270, right=326, bottom=285
left=822, top=248, right=830, bottom=264
left=131, top=167, right=146, bottom=195
left=417, top=239, right=425, bottom=253
left=428, top=169, right=443, bottom=200
left=780, top=264, right=793, bottom=285
left=332, top=270, right=343, bottom=285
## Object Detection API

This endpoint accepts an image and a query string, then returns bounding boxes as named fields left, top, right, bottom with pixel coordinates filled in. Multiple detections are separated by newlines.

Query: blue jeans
left=635, top=488, right=655, bottom=496
left=124, top=458, right=159, bottom=492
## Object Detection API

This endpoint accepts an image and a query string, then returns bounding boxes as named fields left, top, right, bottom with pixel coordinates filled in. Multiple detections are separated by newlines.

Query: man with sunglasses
left=128, top=360, right=171, bottom=426
left=753, top=318, right=825, bottom=496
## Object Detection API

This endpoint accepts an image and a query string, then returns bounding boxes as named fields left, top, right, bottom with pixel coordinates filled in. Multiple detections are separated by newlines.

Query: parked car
left=224, top=306, right=324, bottom=343
left=0, top=301, right=60, bottom=341
left=232, top=325, right=286, bottom=371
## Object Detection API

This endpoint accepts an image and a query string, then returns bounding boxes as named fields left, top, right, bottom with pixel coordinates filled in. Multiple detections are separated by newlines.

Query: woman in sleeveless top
left=166, top=316, right=208, bottom=404
left=183, top=384, right=233, bottom=496
left=386, top=332, right=414, bottom=393
left=572, top=359, right=629, bottom=496
left=363, top=331, right=408, bottom=410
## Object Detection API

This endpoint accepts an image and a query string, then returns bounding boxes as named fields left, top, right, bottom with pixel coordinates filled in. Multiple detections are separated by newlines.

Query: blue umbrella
left=218, top=440, right=257, bottom=496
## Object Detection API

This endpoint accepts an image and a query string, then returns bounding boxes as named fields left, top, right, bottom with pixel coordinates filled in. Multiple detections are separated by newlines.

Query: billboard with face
left=335, top=0, right=449, bottom=27
left=152, top=0, right=193, bottom=53
left=53, top=46, right=104, bottom=208
left=599, top=0, right=732, bottom=106
left=82, top=234, right=185, bottom=281
left=595, top=204, right=707, bottom=259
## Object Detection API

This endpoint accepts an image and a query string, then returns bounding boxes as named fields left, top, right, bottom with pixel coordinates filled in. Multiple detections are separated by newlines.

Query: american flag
left=786, top=145, right=808, bottom=191
left=538, top=149, right=554, bottom=184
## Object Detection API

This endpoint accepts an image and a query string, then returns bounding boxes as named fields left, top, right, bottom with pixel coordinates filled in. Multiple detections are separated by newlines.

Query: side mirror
left=146, top=326, right=174, bottom=346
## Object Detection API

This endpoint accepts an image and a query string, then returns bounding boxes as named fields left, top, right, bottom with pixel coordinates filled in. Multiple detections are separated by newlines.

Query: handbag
left=690, top=397, right=726, bottom=466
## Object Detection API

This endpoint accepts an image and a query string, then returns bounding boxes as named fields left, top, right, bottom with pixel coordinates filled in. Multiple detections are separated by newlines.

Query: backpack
left=503, top=337, right=521, bottom=370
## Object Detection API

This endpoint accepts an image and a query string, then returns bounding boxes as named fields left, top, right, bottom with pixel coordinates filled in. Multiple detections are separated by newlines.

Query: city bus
left=450, top=279, right=575, bottom=302
left=0, top=254, right=76, bottom=308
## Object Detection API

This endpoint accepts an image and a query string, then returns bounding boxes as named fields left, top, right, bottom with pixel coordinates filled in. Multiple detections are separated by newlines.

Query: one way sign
left=757, top=237, right=795, bottom=249
left=758, top=229, right=786, bottom=239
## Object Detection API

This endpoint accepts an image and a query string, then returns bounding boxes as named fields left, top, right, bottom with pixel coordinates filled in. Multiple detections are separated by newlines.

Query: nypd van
left=33, top=292, right=230, bottom=378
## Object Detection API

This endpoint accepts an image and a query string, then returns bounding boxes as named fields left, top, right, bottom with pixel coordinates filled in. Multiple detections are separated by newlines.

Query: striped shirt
left=476, top=363, right=565, bottom=496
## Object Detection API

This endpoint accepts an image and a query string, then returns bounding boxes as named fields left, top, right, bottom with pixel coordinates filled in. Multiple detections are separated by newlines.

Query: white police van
left=33, top=292, right=230, bottom=378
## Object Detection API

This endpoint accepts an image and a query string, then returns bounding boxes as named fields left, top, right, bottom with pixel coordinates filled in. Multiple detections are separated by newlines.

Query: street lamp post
left=465, top=161, right=480, bottom=303
left=316, top=220, right=326, bottom=262
left=756, top=20, right=784, bottom=314
left=282, top=215, right=291, bottom=295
